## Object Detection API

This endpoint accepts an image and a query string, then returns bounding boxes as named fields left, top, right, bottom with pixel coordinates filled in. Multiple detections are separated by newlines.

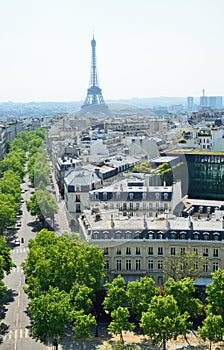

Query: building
left=167, top=149, right=224, bottom=200
left=79, top=208, right=224, bottom=284
left=208, top=96, right=222, bottom=110
left=64, top=168, right=102, bottom=230
left=89, top=176, right=183, bottom=218
left=187, top=97, right=194, bottom=112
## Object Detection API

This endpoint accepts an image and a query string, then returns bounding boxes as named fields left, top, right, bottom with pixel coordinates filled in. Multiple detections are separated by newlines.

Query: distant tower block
left=81, top=36, right=110, bottom=114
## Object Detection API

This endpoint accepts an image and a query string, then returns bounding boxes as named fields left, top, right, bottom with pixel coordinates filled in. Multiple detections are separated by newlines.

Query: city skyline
left=0, top=0, right=224, bottom=102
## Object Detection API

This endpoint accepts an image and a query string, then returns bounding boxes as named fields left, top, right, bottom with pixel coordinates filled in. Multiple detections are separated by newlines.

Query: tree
left=26, top=190, right=57, bottom=225
left=163, top=251, right=205, bottom=281
left=108, top=306, right=134, bottom=347
left=29, top=286, right=71, bottom=350
left=206, top=269, right=224, bottom=318
left=0, top=236, right=15, bottom=301
left=140, top=295, right=191, bottom=350
left=127, top=276, right=159, bottom=321
left=23, top=229, right=105, bottom=298
left=72, top=310, right=96, bottom=350
left=164, top=277, right=203, bottom=318
left=103, top=275, right=127, bottom=314
left=0, top=194, right=17, bottom=233
left=198, top=314, right=224, bottom=350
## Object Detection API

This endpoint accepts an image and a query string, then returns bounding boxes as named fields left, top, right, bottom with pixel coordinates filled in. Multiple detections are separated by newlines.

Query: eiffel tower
left=81, top=36, right=110, bottom=114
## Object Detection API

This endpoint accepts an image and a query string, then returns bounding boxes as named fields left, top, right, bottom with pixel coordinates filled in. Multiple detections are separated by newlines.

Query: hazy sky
left=0, top=0, right=224, bottom=102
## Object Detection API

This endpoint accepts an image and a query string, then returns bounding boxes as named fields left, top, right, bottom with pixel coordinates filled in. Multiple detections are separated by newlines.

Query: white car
left=14, top=239, right=20, bottom=246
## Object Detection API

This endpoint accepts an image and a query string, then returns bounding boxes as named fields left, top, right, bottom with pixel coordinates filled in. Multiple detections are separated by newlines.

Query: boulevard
left=0, top=173, right=52, bottom=350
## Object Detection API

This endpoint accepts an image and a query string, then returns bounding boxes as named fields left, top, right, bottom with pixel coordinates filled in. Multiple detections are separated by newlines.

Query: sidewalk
left=49, top=165, right=70, bottom=234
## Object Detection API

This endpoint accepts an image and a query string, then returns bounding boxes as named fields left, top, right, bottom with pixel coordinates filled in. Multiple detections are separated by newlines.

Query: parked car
left=14, top=239, right=20, bottom=246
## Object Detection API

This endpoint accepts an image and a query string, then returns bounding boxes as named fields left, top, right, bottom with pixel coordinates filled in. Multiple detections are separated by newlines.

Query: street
left=0, top=174, right=52, bottom=350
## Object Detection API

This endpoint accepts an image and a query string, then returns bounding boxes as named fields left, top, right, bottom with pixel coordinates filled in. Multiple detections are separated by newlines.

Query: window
left=171, top=232, right=176, bottom=239
left=76, top=204, right=81, bottom=213
left=203, top=248, right=209, bottom=257
left=193, top=248, right=198, bottom=255
left=136, top=247, right=141, bottom=255
left=116, top=232, right=121, bottom=239
left=104, top=248, right=108, bottom=255
left=171, top=247, right=176, bottom=255
left=158, top=247, right=163, bottom=255
left=116, top=248, right=121, bottom=255
left=203, top=233, right=209, bottom=241
left=155, top=192, right=160, bottom=200
left=136, top=260, right=141, bottom=271
left=126, top=247, right=131, bottom=255
left=164, top=193, right=168, bottom=200
left=103, top=192, right=107, bottom=200
left=75, top=194, right=80, bottom=202
left=213, top=262, right=219, bottom=271
left=126, top=260, right=131, bottom=271
left=158, top=260, right=163, bottom=270
left=213, top=248, right=219, bottom=257
left=116, top=260, right=122, bottom=271
left=129, top=193, right=134, bottom=200
left=148, top=260, right=153, bottom=270
left=203, top=262, right=208, bottom=272
left=148, top=247, right=153, bottom=255
left=105, top=260, right=109, bottom=270
left=158, top=276, right=163, bottom=285
left=180, top=247, right=185, bottom=255
left=194, top=261, right=199, bottom=270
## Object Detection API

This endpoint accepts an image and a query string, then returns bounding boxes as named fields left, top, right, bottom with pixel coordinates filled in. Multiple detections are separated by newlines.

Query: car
left=16, top=221, right=21, bottom=227
left=14, top=239, right=20, bottom=246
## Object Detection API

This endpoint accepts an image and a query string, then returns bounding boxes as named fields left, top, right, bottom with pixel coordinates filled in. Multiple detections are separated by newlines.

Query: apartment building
left=79, top=208, right=224, bottom=284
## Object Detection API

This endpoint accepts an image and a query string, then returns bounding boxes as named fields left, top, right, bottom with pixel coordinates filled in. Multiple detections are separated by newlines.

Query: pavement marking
left=14, top=329, right=18, bottom=340
left=9, top=330, right=12, bottom=340
left=19, top=329, right=23, bottom=339
left=16, top=313, right=19, bottom=326
left=25, top=328, right=29, bottom=338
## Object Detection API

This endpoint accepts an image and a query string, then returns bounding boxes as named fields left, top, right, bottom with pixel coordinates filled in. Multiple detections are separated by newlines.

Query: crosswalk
left=2, top=328, right=30, bottom=341
left=11, top=266, right=23, bottom=273
left=12, top=247, right=29, bottom=255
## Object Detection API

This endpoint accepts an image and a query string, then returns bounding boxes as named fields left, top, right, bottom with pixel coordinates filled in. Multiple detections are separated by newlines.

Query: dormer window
left=164, top=193, right=168, bottom=200
left=155, top=192, right=160, bottom=200
left=129, top=193, right=134, bottom=200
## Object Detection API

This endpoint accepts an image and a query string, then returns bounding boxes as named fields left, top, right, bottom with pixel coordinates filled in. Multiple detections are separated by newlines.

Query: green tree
left=23, top=229, right=105, bottom=298
left=132, top=162, right=152, bottom=173
left=26, top=190, right=57, bottom=225
left=103, top=275, right=127, bottom=314
left=198, top=314, right=224, bottom=350
left=0, top=194, right=17, bottom=233
left=127, top=276, right=158, bottom=321
left=140, top=295, right=191, bottom=350
left=164, top=277, right=203, bottom=318
left=29, top=286, right=71, bottom=350
left=72, top=310, right=96, bottom=350
left=0, top=236, right=15, bottom=301
left=108, top=306, right=134, bottom=347
left=206, top=269, right=224, bottom=318
left=163, top=251, right=205, bottom=281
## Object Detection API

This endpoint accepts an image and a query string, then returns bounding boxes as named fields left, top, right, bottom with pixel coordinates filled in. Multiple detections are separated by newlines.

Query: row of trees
left=103, top=270, right=224, bottom=350
left=0, top=128, right=47, bottom=234
left=22, top=229, right=105, bottom=349
left=103, top=275, right=202, bottom=349
left=25, top=132, right=57, bottom=227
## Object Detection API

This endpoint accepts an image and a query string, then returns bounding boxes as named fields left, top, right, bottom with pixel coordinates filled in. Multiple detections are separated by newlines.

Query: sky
left=0, top=0, right=224, bottom=102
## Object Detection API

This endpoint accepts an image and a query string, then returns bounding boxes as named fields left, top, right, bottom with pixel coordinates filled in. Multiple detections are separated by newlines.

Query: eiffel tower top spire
left=81, top=36, right=109, bottom=113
